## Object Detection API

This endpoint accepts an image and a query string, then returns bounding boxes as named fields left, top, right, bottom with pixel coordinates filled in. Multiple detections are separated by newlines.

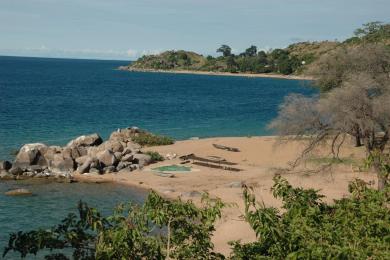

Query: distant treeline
left=130, top=22, right=390, bottom=75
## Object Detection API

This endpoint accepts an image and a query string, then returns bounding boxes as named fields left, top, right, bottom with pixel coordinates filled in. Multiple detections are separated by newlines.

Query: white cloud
left=0, top=46, right=164, bottom=60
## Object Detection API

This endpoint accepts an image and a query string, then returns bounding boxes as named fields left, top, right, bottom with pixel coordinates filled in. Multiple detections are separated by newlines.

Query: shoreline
left=118, top=67, right=313, bottom=81
left=67, top=136, right=374, bottom=255
left=1, top=136, right=375, bottom=256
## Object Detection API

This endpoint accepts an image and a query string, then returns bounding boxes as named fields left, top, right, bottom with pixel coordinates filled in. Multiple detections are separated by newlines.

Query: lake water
left=0, top=55, right=316, bottom=257
left=0, top=56, right=316, bottom=161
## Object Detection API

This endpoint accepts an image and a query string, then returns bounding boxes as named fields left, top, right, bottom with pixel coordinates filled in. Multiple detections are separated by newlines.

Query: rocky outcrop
left=0, top=127, right=163, bottom=180
left=5, top=188, right=33, bottom=196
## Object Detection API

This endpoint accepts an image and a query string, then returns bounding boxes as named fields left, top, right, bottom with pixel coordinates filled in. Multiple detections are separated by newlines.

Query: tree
left=269, top=44, right=390, bottom=189
left=217, top=44, right=232, bottom=57
left=244, top=45, right=257, bottom=57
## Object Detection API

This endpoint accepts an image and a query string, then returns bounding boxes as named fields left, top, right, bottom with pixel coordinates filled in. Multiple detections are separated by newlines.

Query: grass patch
left=307, top=156, right=358, bottom=165
left=132, top=132, right=174, bottom=146
left=145, top=151, right=165, bottom=163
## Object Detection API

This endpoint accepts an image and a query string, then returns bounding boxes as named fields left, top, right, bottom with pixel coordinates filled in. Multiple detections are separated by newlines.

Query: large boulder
left=109, top=127, right=140, bottom=142
left=14, top=143, right=48, bottom=167
left=96, top=150, right=118, bottom=167
left=100, top=140, right=124, bottom=153
left=49, top=154, right=75, bottom=174
left=132, top=154, right=152, bottom=168
left=76, top=157, right=93, bottom=174
left=67, top=133, right=103, bottom=148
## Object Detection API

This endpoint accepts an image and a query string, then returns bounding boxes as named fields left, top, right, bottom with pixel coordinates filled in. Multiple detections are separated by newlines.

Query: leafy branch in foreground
left=230, top=175, right=390, bottom=259
left=4, top=191, right=225, bottom=260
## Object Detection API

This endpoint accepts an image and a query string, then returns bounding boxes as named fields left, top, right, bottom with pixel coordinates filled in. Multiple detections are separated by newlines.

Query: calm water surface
left=0, top=56, right=316, bottom=257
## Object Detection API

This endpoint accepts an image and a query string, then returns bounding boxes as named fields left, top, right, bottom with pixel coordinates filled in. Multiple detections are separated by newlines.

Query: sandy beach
left=118, top=67, right=313, bottom=81
left=74, top=136, right=375, bottom=256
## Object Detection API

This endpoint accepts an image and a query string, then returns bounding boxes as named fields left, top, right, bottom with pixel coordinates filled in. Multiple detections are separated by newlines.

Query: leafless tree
left=270, top=44, right=390, bottom=189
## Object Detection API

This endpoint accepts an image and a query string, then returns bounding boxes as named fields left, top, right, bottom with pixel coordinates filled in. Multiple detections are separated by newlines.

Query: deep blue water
left=0, top=56, right=316, bottom=257
left=0, top=55, right=316, bottom=161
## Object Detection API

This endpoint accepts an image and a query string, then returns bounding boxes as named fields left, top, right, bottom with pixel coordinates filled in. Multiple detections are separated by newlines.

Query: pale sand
left=119, top=67, right=312, bottom=81
left=74, top=136, right=375, bottom=256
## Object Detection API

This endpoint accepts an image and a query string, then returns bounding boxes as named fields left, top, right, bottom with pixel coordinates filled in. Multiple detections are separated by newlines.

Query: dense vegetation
left=128, top=22, right=390, bottom=75
left=4, top=176, right=390, bottom=259
left=231, top=175, right=390, bottom=259
left=131, top=132, right=174, bottom=146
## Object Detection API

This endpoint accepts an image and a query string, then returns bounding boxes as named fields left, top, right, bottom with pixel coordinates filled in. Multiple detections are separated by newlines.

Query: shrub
left=145, top=151, right=165, bottom=162
left=230, top=175, right=390, bottom=259
left=132, top=132, right=174, bottom=146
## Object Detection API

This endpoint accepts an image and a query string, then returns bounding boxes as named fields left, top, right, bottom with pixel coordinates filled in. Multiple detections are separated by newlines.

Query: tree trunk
left=372, top=153, right=387, bottom=190
left=355, top=135, right=362, bottom=147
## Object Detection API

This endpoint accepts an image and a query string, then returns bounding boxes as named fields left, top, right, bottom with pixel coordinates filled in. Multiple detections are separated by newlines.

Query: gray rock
left=103, top=166, right=116, bottom=174
left=25, top=165, right=45, bottom=173
left=116, top=161, right=126, bottom=171
left=67, top=133, right=103, bottom=148
left=49, top=155, right=75, bottom=174
left=0, top=161, right=12, bottom=171
left=14, top=143, right=48, bottom=167
left=114, top=152, right=122, bottom=160
left=132, top=154, right=152, bottom=167
left=96, top=149, right=118, bottom=167
left=89, top=167, right=102, bottom=175
left=0, top=172, right=15, bottom=180
left=5, top=188, right=33, bottom=196
left=75, top=155, right=91, bottom=165
left=121, top=147, right=133, bottom=156
left=121, top=153, right=134, bottom=162
left=9, top=167, right=24, bottom=175
left=76, top=157, right=93, bottom=174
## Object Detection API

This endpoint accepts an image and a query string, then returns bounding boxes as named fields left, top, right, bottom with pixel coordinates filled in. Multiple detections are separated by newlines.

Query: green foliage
left=4, top=192, right=226, bottom=260
left=145, top=151, right=165, bottom=162
left=132, top=132, right=174, bottom=146
left=217, top=45, right=232, bottom=57
left=230, top=175, right=390, bottom=259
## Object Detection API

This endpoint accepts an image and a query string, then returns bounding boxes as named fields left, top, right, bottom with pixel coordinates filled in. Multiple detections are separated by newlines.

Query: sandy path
left=74, top=136, right=375, bottom=256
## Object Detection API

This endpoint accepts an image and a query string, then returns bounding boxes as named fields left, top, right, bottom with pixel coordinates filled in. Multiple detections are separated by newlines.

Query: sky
left=0, top=0, right=389, bottom=60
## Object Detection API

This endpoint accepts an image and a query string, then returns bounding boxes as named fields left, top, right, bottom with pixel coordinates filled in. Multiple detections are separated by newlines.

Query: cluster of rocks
left=0, top=127, right=154, bottom=180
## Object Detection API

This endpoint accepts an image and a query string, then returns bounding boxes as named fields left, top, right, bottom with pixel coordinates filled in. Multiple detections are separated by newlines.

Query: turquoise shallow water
left=0, top=56, right=316, bottom=257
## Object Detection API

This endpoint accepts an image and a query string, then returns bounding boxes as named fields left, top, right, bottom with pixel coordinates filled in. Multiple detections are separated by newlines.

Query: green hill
left=123, top=22, right=390, bottom=76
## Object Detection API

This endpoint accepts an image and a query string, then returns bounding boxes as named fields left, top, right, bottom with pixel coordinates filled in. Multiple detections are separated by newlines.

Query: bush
left=3, top=192, right=225, bottom=259
left=230, top=175, right=390, bottom=259
left=145, top=151, right=165, bottom=162
left=132, top=132, right=174, bottom=146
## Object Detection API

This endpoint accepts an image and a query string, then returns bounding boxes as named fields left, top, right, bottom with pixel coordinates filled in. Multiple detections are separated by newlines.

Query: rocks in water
left=67, top=133, right=103, bottom=148
left=5, top=188, right=33, bottom=196
left=9, top=167, right=24, bottom=176
left=1, top=126, right=163, bottom=180
left=0, top=172, right=15, bottom=180
left=0, top=160, right=12, bottom=171
left=14, top=143, right=47, bottom=167
left=49, top=154, right=75, bottom=174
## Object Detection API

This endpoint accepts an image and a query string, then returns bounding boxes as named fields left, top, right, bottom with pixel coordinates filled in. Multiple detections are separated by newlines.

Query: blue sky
left=0, top=0, right=389, bottom=60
